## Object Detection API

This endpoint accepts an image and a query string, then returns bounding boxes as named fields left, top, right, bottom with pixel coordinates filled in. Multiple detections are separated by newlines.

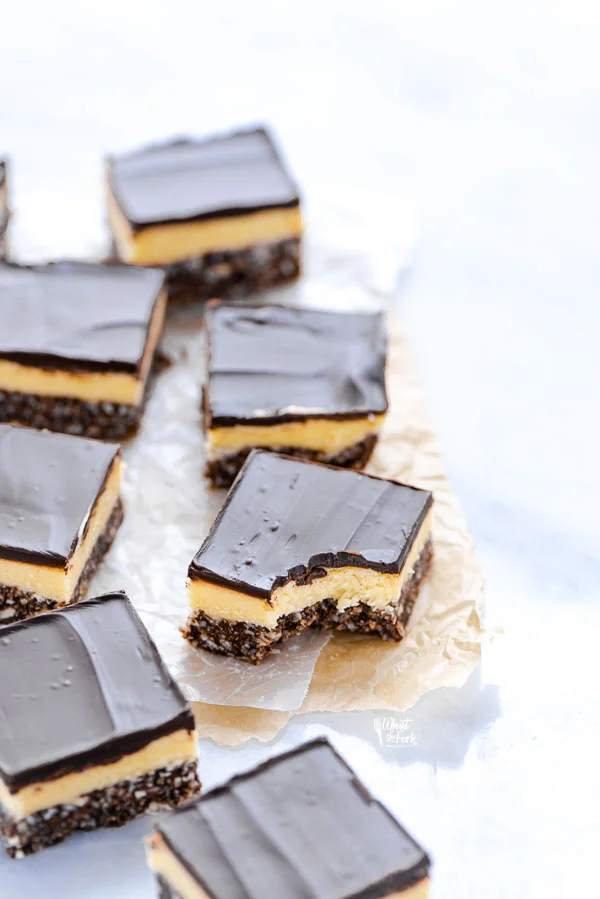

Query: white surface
left=1, top=2, right=599, bottom=897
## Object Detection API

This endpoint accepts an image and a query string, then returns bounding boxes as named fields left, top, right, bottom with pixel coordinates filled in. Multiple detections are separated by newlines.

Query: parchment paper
left=190, top=322, right=485, bottom=743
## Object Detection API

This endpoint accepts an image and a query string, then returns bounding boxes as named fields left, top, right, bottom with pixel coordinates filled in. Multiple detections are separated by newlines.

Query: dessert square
left=0, top=591, right=200, bottom=858
left=146, top=738, right=431, bottom=899
left=0, top=425, right=124, bottom=622
left=0, top=260, right=167, bottom=439
left=185, top=451, right=433, bottom=663
left=106, top=127, right=303, bottom=303
left=0, top=161, right=9, bottom=257
left=203, top=302, right=388, bottom=487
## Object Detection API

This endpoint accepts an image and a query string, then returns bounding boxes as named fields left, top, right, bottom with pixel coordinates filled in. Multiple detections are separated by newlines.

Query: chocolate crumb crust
left=108, top=237, right=301, bottom=305
left=0, top=761, right=200, bottom=859
left=152, top=739, right=430, bottom=899
left=184, top=538, right=433, bottom=663
left=0, top=592, right=195, bottom=792
left=204, top=434, right=378, bottom=488
left=107, top=127, right=300, bottom=230
left=166, top=236, right=301, bottom=304
left=189, top=451, right=433, bottom=599
left=0, top=378, right=148, bottom=440
left=204, top=303, right=388, bottom=428
left=0, top=260, right=165, bottom=374
left=0, top=497, right=124, bottom=624
left=0, top=426, right=121, bottom=568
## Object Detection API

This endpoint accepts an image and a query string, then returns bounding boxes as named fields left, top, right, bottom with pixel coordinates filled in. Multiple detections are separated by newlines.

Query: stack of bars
left=0, top=122, right=438, bottom=891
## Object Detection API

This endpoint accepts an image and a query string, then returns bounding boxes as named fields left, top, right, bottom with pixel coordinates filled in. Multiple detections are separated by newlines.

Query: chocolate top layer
left=0, top=261, right=164, bottom=373
left=0, top=425, right=120, bottom=568
left=156, top=739, right=430, bottom=899
left=189, top=451, right=432, bottom=597
left=107, top=127, right=300, bottom=230
left=205, top=303, right=388, bottom=426
left=0, top=592, right=194, bottom=791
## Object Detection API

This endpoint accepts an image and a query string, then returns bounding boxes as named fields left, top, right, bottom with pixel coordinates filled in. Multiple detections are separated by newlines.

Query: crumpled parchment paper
left=190, top=320, right=485, bottom=743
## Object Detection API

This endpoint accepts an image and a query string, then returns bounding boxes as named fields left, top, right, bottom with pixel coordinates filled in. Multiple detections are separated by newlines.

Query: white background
left=1, top=2, right=599, bottom=897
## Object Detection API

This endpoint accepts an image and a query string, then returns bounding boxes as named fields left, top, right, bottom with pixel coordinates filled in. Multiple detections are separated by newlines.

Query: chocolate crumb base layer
left=165, top=236, right=301, bottom=305
left=0, top=498, right=124, bottom=624
left=184, top=538, right=434, bottom=663
left=205, top=433, right=379, bottom=489
left=0, top=389, right=147, bottom=441
left=0, top=760, right=200, bottom=859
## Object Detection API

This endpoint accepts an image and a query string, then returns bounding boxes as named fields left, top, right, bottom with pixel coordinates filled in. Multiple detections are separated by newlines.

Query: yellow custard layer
left=0, top=288, right=166, bottom=405
left=146, top=835, right=429, bottom=899
left=0, top=729, right=197, bottom=820
left=0, top=458, right=122, bottom=605
left=107, top=180, right=303, bottom=266
left=187, top=510, right=432, bottom=628
left=206, top=413, right=386, bottom=459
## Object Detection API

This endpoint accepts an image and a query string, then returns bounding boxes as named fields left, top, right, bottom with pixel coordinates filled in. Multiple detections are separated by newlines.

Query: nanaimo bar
left=185, top=451, right=433, bottom=663
left=146, top=738, right=431, bottom=899
left=0, top=425, right=124, bottom=622
left=203, top=302, right=388, bottom=487
left=0, top=161, right=8, bottom=257
left=106, top=127, right=303, bottom=303
left=0, top=592, right=200, bottom=858
left=0, top=261, right=166, bottom=439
